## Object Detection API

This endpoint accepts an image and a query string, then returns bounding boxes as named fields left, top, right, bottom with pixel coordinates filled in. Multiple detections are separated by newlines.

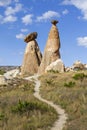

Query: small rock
left=45, top=59, right=65, bottom=73
left=24, top=32, right=37, bottom=43
left=0, top=75, right=7, bottom=85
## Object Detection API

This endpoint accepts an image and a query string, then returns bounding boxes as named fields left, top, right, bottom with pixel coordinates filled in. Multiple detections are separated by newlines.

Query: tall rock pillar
left=38, top=20, right=62, bottom=74
left=21, top=32, right=42, bottom=76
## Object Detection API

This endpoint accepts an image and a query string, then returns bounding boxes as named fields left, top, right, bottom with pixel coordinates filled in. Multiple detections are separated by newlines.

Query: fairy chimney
left=21, top=32, right=42, bottom=76
left=38, top=20, right=61, bottom=74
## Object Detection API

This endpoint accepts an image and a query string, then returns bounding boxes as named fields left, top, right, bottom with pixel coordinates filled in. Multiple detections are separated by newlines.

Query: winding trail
left=4, top=70, right=67, bottom=129
left=26, top=74, right=68, bottom=130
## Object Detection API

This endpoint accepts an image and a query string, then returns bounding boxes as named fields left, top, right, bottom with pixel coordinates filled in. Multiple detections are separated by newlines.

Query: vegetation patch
left=0, top=69, right=6, bottom=75
left=40, top=71, right=87, bottom=130
left=0, top=77, right=57, bottom=130
left=64, top=81, right=75, bottom=88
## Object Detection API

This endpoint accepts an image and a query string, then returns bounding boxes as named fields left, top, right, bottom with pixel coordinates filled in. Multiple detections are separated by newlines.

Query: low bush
left=0, top=69, right=6, bottom=75
left=11, top=99, right=51, bottom=114
left=64, top=81, right=75, bottom=88
left=47, top=69, right=59, bottom=73
left=73, top=73, right=87, bottom=82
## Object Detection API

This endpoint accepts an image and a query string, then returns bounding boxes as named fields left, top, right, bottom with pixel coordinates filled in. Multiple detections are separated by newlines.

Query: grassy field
left=0, top=78, right=57, bottom=130
left=40, top=71, right=87, bottom=130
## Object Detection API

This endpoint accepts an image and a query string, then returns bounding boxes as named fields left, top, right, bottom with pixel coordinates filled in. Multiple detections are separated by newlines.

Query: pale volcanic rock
left=21, top=32, right=42, bottom=76
left=72, top=60, right=85, bottom=70
left=38, top=20, right=61, bottom=74
left=45, top=59, right=65, bottom=73
left=0, top=75, right=7, bottom=85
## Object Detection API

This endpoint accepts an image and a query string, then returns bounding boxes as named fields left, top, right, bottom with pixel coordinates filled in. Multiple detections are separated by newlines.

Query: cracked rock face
left=21, top=32, right=42, bottom=76
left=38, top=20, right=61, bottom=74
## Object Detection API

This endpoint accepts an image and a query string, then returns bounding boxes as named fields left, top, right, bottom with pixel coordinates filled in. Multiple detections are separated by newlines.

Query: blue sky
left=0, top=0, right=87, bottom=67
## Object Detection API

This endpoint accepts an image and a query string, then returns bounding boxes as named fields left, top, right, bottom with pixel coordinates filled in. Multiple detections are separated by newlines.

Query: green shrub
left=47, top=69, right=59, bottom=73
left=0, top=113, right=5, bottom=120
left=45, top=79, right=54, bottom=85
left=11, top=99, right=52, bottom=114
left=64, top=81, right=75, bottom=88
left=73, top=73, right=86, bottom=82
left=0, top=69, right=6, bottom=75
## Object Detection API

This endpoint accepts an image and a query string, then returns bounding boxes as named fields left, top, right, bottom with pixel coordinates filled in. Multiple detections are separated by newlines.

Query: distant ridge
left=0, top=66, right=20, bottom=72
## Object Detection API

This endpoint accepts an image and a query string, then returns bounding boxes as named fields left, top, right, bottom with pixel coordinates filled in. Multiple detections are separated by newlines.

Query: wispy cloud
left=2, top=15, right=17, bottom=23
left=36, top=11, right=60, bottom=22
left=62, top=0, right=87, bottom=20
left=16, top=33, right=25, bottom=40
left=0, top=2, right=22, bottom=24
left=0, top=0, right=11, bottom=7
left=21, top=28, right=28, bottom=32
left=0, top=0, right=19, bottom=7
left=22, top=14, right=33, bottom=25
left=62, top=9, right=69, bottom=15
left=5, top=3, right=22, bottom=16
left=77, top=36, right=87, bottom=47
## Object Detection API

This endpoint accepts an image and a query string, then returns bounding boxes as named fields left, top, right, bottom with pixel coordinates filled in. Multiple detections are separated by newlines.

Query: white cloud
left=0, top=0, right=11, bottom=6
left=0, top=3, right=22, bottom=24
left=77, top=36, right=87, bottom=47
left=0, top=14, right=17, bottom=24
left=5, top=3, right=22, bottom=16
left=16, top=33, right=25, bottom=40
left=62, top=0, right=87, bottom=20
left=21, top=29, right=28, bottom=32
left=36, top=11, right=60, bottom=22
left=62, top=9, right=69, bottom=15
left=0, top=0, right=20, bottom=7
left=22, top=14, right=33, bottom=25
left=2, top=15, right=17, bottom=23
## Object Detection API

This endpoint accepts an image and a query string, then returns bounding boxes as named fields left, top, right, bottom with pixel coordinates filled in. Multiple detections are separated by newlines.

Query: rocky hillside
left=40, top=71, right=87, bottom=130
left=0, top=66, right=19, bottom=73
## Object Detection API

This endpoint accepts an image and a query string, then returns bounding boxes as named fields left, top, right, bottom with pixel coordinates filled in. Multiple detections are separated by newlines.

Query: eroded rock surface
left=38, top=20, right=61, bottom=74
left=21, top=32, right=42, bottom=76
left=45, top=59, right=65, bottom=73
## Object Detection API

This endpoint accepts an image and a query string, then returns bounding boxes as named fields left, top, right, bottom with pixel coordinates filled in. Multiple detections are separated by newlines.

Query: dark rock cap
left=24, top=32, right=38, bottom=43
left=51, top=20, right=58, bottom=25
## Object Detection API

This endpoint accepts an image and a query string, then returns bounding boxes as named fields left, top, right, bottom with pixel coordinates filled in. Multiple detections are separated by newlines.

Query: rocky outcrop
left=21, top=32, right=42, bottom=76
left=65, top=60, right=86, bottom=72
left=38, top=20, right=61, bottom=74
left=45, top=59, right=65, bottom=73
left=72, top=60, right=85, bottom=70
left=4, top=69, right=20, bottom=79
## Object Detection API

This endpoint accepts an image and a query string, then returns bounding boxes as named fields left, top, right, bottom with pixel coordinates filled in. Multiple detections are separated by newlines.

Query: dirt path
left=26, top=74, right=68, bottom=130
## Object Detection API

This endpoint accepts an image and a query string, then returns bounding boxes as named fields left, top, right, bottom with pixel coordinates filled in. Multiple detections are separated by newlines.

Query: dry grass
left=0, top=78, right=57, bottom=130
left=40, top=71, right=87, bottom=130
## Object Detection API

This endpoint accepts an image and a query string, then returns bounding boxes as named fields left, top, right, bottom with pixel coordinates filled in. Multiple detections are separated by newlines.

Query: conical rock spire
left=38, top=20, right=62, bottom=74
left=21, top=32, right=42, bottom=76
